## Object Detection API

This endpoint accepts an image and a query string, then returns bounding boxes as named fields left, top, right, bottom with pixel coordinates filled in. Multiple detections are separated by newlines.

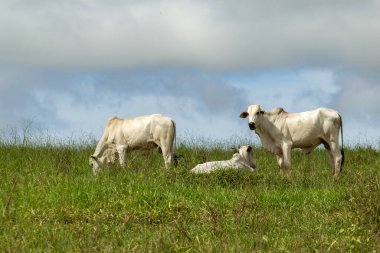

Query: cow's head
left=240, top=104, right=264, bottom=130
left=234, top=145, right=256, bottom=169
left=89, top=144, right=116, bottom=175
left=89, top=155, right=102, bottom=174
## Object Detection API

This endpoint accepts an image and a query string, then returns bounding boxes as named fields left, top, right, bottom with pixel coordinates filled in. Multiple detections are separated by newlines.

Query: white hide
left=191, top=145, right=256, bottom=174
left=89, top=114, right=176, bottom=174
left=240, top=104, right=344, bottom=176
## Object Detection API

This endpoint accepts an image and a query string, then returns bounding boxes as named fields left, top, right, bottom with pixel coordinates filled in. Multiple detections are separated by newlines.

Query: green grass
left=0, top=142, right=379, bottom=252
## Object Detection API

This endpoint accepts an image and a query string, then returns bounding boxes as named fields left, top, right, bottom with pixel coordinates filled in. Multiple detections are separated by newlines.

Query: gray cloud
left=1, top=0, right=379, bottom=71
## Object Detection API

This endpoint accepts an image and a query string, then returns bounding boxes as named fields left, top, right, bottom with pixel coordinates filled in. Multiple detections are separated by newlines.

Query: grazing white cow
left=89, top=114, right=177, bottom=174
left=240, top=105, right=344, bottom=176
left=191, top=145, right=256, bottom=174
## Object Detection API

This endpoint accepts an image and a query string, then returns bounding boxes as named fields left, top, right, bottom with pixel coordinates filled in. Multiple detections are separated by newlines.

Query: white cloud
left=29, top=91, right=250, bottom=142
left=0, top=69, right=250, bottom=141
left=329, top=70, right=380, bottom=144
left=231, top=69, right=339, bottom=111
left=334, top=72, right=380, bottom=115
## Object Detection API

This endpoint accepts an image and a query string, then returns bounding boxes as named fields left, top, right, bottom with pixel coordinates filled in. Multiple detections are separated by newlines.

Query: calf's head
left=240, top=104, right=264, bottom=130
left=235, top=145, right=256, bottom=169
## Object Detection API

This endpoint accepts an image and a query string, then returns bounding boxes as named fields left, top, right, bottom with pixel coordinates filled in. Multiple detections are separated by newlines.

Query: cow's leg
left=161, top=147, right=173, bottom=169
left=322, top=141, right=335, bottom=175
left=157, top=134, right=175, bottom=169
left=329, top=141, right=342, bottom=177
left=276, top=155, right=286, bottom=176
left=157, top=140, right=173, bottom=169
left=116, top=145, right=127, bottom=167
left=282, top=143, right=292, bottom=176
left=325, top=149, right=335, bottom=175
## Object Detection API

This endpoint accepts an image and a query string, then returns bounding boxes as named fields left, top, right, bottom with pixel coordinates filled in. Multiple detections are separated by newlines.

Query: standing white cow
left=191, top=145, right=256, bottom=174
left=240, top=105, right=344, bottom=176
left=89, top=114, right=177, bottom=174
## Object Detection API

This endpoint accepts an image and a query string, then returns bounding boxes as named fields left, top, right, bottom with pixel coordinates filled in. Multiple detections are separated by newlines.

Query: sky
left=1, top=0, right=380, bottom=146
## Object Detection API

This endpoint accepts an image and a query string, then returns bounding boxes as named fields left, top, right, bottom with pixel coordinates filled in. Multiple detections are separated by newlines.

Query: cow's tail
left=171, top=119, right=179, bottom=167
left=339, top=114, right=345, bottom=172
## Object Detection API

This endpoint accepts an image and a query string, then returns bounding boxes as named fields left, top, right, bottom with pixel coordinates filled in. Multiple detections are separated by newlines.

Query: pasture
left=1, top=138, right=380, bottom=252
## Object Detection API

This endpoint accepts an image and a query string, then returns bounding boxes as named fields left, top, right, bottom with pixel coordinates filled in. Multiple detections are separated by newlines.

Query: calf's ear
left=240, top=112, right=249, bottom=118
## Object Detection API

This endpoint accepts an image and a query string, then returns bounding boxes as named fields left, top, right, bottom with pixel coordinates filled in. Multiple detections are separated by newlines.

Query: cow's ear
left=240, top=112, right=249, bottom=118
left=247, top=146, right=252, bottom=152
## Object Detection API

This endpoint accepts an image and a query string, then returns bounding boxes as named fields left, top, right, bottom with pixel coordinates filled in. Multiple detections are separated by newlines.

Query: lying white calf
left=191, top=145, right=256, bottom=174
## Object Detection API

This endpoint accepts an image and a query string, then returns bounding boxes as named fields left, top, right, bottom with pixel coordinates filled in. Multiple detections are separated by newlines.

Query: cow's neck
left=93, top=142, right=109, bottom=157
left=256, top=115, right=275, bottom=138
left=255, top=114, right=286, bottom=155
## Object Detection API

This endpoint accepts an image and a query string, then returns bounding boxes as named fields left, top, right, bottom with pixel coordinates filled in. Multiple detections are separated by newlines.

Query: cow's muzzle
left=248, top=122, right=256, bottom=130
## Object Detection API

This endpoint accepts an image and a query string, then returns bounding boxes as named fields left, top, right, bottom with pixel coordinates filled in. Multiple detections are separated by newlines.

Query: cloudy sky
left=1, top=0, right=380, bottom=145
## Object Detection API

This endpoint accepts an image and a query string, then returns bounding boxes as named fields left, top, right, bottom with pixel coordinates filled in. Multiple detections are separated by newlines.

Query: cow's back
left=105, top=114, right=174, bottom=147
left=103, top=117, right=129, bottom=143
left=285, top=108, right=340, bottom=147
left=318, top=108, right=341, bottom=134
left=149, top=114, right=175, bottom=139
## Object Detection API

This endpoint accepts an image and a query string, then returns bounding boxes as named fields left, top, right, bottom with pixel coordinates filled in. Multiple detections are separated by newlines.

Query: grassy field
left=0, top=139, right=380, bottom=252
